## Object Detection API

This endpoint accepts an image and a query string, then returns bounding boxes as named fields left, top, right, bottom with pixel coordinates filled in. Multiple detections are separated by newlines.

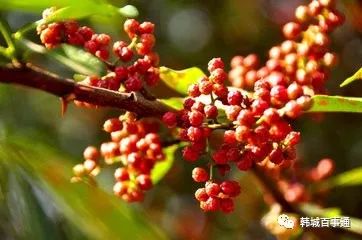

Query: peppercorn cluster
left=38, top=8, right=160, bottom=98
left=162, top=0, right=343, bottom=213
left=72, top=112, right=164, bottom=202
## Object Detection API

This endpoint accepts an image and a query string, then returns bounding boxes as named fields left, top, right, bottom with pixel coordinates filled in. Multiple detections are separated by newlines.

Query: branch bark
left=0, top=63, right=173, bottom=117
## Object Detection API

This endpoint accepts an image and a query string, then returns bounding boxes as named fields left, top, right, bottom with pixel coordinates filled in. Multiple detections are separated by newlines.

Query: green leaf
left=306, top=95, right=362, bottom=113
left=330, top=167, right=362, bottom=187
left=50, top=44, right=107, bottom=76
left=0, top=0, right=98, bottom=12
left=160, top=97, right=183, bottom=110
left=19, top=39, right=106, bottom=76
left=160, top=66, right=206, bottom=95
left=340, top=68, right=362, bottom=87
left=0, top=137, right=167, bottom=240
left=151, top=144, right=178, bottom=184
left=300, top=203, right=341, bottom=218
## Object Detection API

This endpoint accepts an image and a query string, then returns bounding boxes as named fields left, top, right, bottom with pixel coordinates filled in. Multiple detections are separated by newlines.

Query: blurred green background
left=0, top=0, right=361, bottom=239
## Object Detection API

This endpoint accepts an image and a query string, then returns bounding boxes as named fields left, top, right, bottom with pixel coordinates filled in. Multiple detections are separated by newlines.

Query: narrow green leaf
left=160, top=66, right=205, bottom=95
left=51, top=44, right=107, bottom=76
left=19, top=39, right=106, bottom=76
left=151, top=144, right=178, bottom=184
left=340, top=68, right=362, bottom=87
left=160, top=97, right=183, bottom=110
left=306, top=95, right=362, bottom=113
left=300, top=203, right=341, bottom=218
left=330, top=167, right=362, bottom=187
left=0, top=0, right=96, bottom=12
left=0, top=137, right=167, bottom=240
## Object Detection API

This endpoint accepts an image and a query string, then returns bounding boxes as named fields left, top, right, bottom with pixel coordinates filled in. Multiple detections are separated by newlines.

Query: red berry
left=283, top=22, right=301, bottom=40
left=204, top=197, right=220, bottom=211
left=220, top=198, right=234, bottom=213
left=224, top=130, right=236, bottom=144
left=192, top=167, right=209, bottom=182
left=138, top=21, right=155, bottom=34
left=213, top=83, right=228, bottom=99
left=104, top=118, right=123, bottom=132
left=83, top=146, right=99, bottom=161
left=251, top=99, right=269, bottom=116
left=113, top=182, right=128, bottom=196
left=263, top=108, right=280, bottom=125
left=182, top=146, right=199, bottom=162
left=204, top=105, right=218, bottom=119
left=237, top=109, right=255, bottom=127
left=124, top=75, right=142, bottom=91
left=269, top=147, right=284, bottom=164
left=220, top=180, right=240, bottom=197
left=227, top=91, right=243, bottom=105
left=208, top=58, right=224, bottom=72
left=243, top=54, right=259, bottom=68
left=235, top=125, right=251, bottom=142
left=124, top=19, right=140, bottom=38
left=198, top=79, right=213, bottom=95
left=189, top=111, right=204, bottom=127
left=187, top=127, right=204, bottom=142
left=114, top=167, right=130, bottom=181
left=78, top=26, right=94, bottom=40
left=162, top=112, right=178, bottom=128
left=236, top=156, right=253, bottom=171
left=284, top=100, right=302, bottom=119
left=269, top=121, right=292, bottom=141
left=188, top=84, right=201, bottom=97
left=205, top=182, right=221, bottom=197
left=115, top=66, right=128, bottom=81
left=120, top=47, right=134, bottom=62
left=136, top=174, right=153, bottom=191
left=140, top=33, right=155, bottom=49
left=284, top=131, right=301, bottom=146
left=183, top=98, right=195, bottom=110
left=210, top=68, right=227, bottom=84
left=212, top=149, right=228, bottom=165
left=271, top=85, right=288, bottom=103
left=195, top=188, right=209, bottom=201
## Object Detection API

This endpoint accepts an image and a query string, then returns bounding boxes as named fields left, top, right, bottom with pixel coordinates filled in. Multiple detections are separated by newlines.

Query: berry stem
left=0, top=19, right=16, bottom=60
left=128, top=37, right=138, bottom=49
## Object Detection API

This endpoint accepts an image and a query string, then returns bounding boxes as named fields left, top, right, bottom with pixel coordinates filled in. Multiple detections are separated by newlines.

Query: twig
left=0, top=63, right=173, bottom=117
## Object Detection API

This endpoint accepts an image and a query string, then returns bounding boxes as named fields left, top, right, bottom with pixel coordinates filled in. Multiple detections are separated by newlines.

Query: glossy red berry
left=192, top=167, right=209, bottom=182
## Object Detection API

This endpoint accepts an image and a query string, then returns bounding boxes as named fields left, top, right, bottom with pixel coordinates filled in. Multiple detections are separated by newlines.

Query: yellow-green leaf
left=340, top=67, right=362, bottom=87
left=307, top=95, right=362, bottom=113
left=151, top=144, right=179, bottom=184
left=160, top=66, right=205, bottom=95
left=160, top=97, right=183, bottom=110
left=330, top=167, right=362, bottom=187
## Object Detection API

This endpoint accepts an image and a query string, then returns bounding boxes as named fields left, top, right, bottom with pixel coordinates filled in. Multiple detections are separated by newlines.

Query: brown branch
left=0, top=63, right=173, bottom=117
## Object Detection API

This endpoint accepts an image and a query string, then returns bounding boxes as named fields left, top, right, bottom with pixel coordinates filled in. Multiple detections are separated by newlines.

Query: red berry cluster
left=229, top=0, right=343, bottom=95
left=162, top=0, right=344, bottom=213
left=72, top=112, right=164, bottom=202
left=195, top=179, right=241, bottom=213
left=72, top=146, right=100, bottom=182
left=38, top=8, right=160, bottom=95
left=163, top=59, right=244, bottom=212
